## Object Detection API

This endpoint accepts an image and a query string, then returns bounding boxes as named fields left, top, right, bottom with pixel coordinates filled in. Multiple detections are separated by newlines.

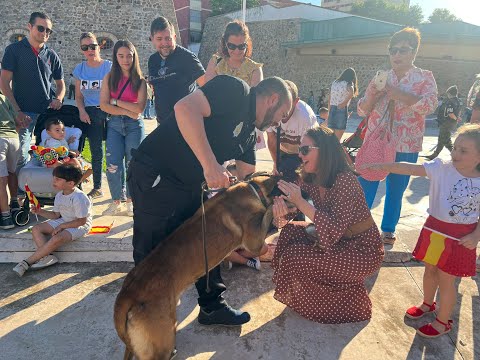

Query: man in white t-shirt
left=267, top=80, right=317, bottom=181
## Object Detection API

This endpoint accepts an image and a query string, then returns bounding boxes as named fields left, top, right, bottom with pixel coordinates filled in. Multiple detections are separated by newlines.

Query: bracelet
left=112, top=99, right=118, bottom=106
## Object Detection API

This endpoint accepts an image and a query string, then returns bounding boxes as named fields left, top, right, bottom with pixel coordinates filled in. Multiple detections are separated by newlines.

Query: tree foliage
left=351, top=0, right=424, bottom=26
left=428, top=8, right=461, bottom=23
left=210, top=0, right=261, bottom=16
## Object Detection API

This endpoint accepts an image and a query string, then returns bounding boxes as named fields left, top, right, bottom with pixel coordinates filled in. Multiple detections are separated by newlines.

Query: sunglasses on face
left=80, top=44, right=99, bottom=51
left=299, top=145, right=320, bottom=156
left=35, top=25, right=53, bottom=35
left=226, top=42, right=247, bottom=51
left=388, top=46, right=414, bottom=56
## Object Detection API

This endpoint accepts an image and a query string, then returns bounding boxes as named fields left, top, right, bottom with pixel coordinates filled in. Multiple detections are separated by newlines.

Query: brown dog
left=114, top=174, right=279, bottom=360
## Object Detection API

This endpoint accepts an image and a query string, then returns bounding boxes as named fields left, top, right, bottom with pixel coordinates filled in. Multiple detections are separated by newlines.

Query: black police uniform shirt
left=1, top=37, right=64, bottom=114
left=136, top=75, right=257, bottom=188
left=148, top=45, right=205, bottom=123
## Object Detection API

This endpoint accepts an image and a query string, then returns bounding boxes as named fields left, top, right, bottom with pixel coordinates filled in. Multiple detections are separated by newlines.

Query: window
left=9, top=34, right=25, bottom=43
left=190, top=9, right=202, bottom=31
left=98, top=37, right=114, bottom=51
left=190, top=30, right=202, bottom=43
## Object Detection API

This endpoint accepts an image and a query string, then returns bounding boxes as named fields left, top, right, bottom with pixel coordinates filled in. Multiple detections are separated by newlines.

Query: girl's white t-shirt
left=424, top=158, right=480, bottom=224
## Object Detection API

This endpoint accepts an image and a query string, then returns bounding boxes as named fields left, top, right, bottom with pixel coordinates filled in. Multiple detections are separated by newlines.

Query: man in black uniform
left=426, top=85, right=460, bottom=160
left=148, top=17, right=205, bottom=124
left=128, top=75, right=292, bottom=326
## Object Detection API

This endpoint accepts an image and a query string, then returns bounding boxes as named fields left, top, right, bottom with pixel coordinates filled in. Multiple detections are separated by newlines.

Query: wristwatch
left=112, top=99, right=118, bottom=106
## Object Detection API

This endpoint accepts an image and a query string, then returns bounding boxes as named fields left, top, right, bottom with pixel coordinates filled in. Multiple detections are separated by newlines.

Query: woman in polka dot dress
left=271, top=127, right=384, bottom=324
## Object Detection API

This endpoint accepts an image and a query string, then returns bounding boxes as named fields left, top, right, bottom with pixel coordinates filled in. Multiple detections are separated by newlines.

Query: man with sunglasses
left=148, top=16, right=205, bottom=124
left=128, top=75, right=292, bottom=330
left=0, top=11, right=64, bottom=203
left=266, top=80, right=317, bottom=182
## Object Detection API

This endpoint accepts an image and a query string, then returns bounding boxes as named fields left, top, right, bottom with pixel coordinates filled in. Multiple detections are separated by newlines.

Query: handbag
left=355, top=100, right=396, bottom=181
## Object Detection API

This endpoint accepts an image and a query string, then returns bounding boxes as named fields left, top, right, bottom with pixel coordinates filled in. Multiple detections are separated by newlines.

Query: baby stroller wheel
left=14, top=210, right=30, bottom=227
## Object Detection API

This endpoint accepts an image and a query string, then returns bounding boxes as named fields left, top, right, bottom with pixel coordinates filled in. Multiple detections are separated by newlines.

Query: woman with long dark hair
left=328, top=68, right=358, bottom=140
left=100, top=39, right=147, bottom=216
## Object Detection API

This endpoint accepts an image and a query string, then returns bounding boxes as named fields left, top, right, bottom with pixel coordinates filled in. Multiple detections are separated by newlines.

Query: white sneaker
left=246, top=257, right=261, bottom=270
left=13, top=260, right=30, bottom=277
left=126, top=202, right=134, bottom=217
left=31, top=255, right=59, bottom=269
left=102, top=202, right=124, bottom=216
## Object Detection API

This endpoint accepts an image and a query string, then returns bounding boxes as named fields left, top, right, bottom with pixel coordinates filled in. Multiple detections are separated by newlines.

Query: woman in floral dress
left=271, top=127, right=384, bottom=323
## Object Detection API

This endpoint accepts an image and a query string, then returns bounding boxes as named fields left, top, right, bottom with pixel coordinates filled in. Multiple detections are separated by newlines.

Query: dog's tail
left=114, top=290, right=136, bottom=359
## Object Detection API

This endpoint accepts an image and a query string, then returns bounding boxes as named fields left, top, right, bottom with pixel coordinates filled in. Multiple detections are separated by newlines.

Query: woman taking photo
left=328, top=68, right=358, bottom=141
left=73, top=32, right=112, bottom=199
left=100, top=39, right=146, bottom=216
left=356, top=27, right=438, bottom=245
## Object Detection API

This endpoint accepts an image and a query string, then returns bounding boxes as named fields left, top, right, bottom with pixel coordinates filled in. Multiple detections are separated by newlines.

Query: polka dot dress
left=271, top=172, right=384, bottom=324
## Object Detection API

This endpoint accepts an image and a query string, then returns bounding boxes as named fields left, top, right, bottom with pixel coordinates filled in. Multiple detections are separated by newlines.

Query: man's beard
left=256, top=101, right=282, bottom=131
left=159, top=46, right=174, bottom=57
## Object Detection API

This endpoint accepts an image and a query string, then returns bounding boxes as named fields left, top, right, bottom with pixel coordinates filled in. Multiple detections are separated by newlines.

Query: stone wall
left=199, top=16, right=480, bottom=102
left=0, top=0, right=178, bottom=76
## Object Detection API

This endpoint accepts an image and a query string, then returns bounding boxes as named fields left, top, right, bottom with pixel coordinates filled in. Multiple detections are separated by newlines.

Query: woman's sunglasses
left=35, top=25, right=53, bottom=35
left=299, top=146, right=320, bottom=156
left=388, top=46, right=414, bottom=56
left=81, top=44, right=99, bottom=51
left=226, top=42, right=247, bottom=51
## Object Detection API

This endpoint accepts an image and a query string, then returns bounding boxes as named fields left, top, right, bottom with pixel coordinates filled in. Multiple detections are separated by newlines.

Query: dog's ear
left=255, top=174, right=281, bottom=196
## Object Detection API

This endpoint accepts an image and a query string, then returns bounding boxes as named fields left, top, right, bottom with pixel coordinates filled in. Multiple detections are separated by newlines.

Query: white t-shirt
left=267, top=100, right=317, bottom=154
left=424, top=158, right=480, bottom=224
left=42, top=137, right=69, bottom=149
left=53, top=187, right=93, bottom=228
left=329, top=80, right=352, bottom=106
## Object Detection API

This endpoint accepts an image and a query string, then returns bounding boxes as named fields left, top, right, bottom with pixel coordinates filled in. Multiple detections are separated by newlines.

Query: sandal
left=417, top=318, right=453, bottom=338
left=405, top=301, right=436, bottom=319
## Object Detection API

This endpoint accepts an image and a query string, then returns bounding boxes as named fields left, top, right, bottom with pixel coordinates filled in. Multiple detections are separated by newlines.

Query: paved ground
left=0, top=109, right=479, bottom=359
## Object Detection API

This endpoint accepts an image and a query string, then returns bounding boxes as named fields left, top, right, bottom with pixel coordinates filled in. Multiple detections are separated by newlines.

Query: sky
left=297, top=0, right=480, bottom=26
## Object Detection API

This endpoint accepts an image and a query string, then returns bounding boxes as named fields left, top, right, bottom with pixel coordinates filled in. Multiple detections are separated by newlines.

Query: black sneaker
left=10, top=200, right=21, bottom=212
left=198, top=305, right=250, bottom=326
left=87, top=188, right=104, bottom=199
left=0, top=215, right=15, bottom=230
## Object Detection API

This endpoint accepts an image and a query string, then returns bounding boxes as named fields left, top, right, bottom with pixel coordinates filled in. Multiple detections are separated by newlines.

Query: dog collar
left=249, top=182, right=269, bottom=208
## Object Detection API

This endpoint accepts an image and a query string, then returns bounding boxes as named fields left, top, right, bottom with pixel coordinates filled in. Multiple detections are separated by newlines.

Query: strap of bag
left=276, top=127, right=281, bottom=170
left=117, top=78, right=131, bottom=101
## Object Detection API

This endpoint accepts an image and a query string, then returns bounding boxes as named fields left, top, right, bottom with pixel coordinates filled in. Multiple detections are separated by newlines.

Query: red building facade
left=174, top=0, right=211, bottom=47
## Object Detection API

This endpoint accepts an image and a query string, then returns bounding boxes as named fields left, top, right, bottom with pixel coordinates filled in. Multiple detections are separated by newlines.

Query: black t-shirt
left=148, top=45, right=205, bottom=123
left=1, top=38, right=64, bottom=114
left=438, top=97, right=460, bottom=124
left=135, top=75, right=257, bottom=188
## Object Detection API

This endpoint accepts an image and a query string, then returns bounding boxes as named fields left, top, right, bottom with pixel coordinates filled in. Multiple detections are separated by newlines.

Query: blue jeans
left=358, top=152, right=419, bottom=233
left=105, top=115, right=144, bottom=201
left=143, top=99, right=153, bottom=119
left=85, top=107, right=107, bottom=190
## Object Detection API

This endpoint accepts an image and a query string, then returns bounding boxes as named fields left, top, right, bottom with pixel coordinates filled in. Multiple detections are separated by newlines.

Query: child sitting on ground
left=361, top=123, right=480, bottom=338
left=13, top=163, right=92, bottom=277
left=317, top=107, right=329, bottom=126
left=0, top=94, right=21, bottom=229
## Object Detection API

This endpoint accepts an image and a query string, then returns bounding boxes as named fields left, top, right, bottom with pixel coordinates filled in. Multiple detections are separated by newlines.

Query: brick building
left=173, top=0, right=211, bottom=47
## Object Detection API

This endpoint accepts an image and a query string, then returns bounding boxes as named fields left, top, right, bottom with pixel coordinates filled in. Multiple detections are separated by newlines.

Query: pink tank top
left=110, top=76, right=138, bottom=103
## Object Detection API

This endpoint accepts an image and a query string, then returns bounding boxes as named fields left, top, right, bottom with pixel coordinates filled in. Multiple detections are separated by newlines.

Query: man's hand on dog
left=204, top=162, right=233, bottom=189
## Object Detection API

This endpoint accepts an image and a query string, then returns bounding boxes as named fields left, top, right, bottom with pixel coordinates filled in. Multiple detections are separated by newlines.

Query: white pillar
left=242, top=0, right=246, bottom=22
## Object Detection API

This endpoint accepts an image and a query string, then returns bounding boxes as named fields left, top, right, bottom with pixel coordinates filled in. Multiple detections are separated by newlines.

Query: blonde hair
left=456, top=124, right=480, bottom=171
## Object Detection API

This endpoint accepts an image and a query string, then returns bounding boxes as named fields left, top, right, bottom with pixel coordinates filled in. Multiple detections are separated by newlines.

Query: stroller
left=342, top=118, right=367, bottom=163
left=14, top=105, right=88, bottom=226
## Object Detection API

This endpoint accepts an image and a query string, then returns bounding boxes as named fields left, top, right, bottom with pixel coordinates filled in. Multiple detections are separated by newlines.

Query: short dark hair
left=220, top=20, right=253, bottom=58
left=45, top=118, right=64, bottom=131
left=255, top=77, right=291, bottom=107
left=150, top=17, right=175, bottom=36
left=53, top=163, right=83, bottom=185
left=446, top=85, right=458, bottom=97
left=299, top=127, right=355, bottom=188
left=29, top=12, right=51, bottom=25
left=319, top=107, right=329, bottom=115
left=284, top=80, right=299, bottom=100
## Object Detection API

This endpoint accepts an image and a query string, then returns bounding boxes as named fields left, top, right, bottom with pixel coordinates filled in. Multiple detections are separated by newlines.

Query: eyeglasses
left=299, top=145, right=320, bottom=156
left=226, top=42, right=247, bottom=51
left=35, top=25, right=53, bottom=35
left=388, top=46, right=414, bottom=55
left=80, top=44, right=99, bottom=51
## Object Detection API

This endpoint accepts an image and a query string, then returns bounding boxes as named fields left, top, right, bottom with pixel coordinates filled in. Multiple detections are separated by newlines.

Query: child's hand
left=459, top=233, right=480, bottom=250
left=52, top=225, right=64, bottom=236
left=67, top=135, right=76, bottom=144
left=31, top=206, right=41, bottom=214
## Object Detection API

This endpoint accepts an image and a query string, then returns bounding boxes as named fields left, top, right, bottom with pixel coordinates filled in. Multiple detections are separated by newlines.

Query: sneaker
left=246, top=257, right=261, bottom=270
left=198, top=305, right=250, bottom=326
left=30, top=255, right=59, bottom=269
left=102, top=202, right=124, bottom=216
left=87, top=188, right=104, bottom=199
left=0, top=215, right=15, bottom=230
left=126, top=202, right=134, bottom=217
left=381, top=231, right=396, bottom=245
left=222, top=259, right=233, bottom=270
left=170, top=348, right=178, bottom=360
left=13, top=260, right=30, bottom=277
left=10, top=199, right=21, bottom=212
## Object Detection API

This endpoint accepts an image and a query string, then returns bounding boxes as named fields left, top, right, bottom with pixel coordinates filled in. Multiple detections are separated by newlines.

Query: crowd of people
left=0, top=11, right=479, bottom=344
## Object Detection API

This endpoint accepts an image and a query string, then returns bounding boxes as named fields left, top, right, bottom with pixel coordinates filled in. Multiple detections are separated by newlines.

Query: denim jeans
left=105, top=115, right=144, bottom=200
left=143, top=99, right=153, bottom=119
left=358, top=152, right=419, bottom=233
left=85, top=107, right=107, bottom=190
left=16, top=112, right=39, bottom=196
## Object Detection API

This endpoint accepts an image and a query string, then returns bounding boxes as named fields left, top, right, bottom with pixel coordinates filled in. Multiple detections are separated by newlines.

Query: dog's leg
left=242, top=207, right=274, bottom=254
left=123, top=348, right=134, bottom=360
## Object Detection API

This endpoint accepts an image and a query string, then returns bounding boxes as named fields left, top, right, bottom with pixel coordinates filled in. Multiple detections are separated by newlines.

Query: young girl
left=362, top=124, right=480, bottom=338
left=100, top=39, right=146, bottom=216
